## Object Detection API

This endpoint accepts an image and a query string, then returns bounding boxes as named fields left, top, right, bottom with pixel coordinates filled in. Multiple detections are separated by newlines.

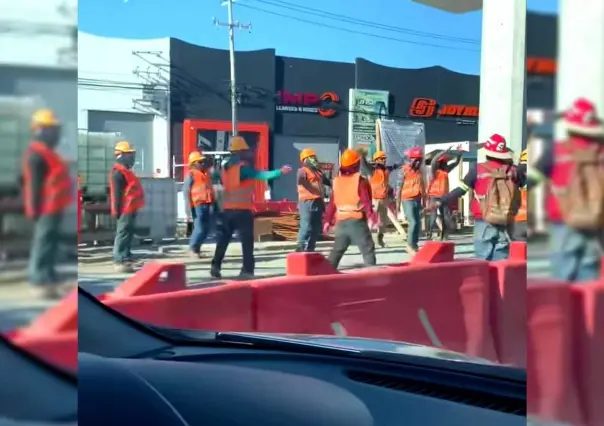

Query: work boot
left=210, top=267, right=222, bottom=279
left=238, top=271, right=255, bottom=280
left=188, top=250, right=201, bottom=259
left=30, top=285, right=61, bottom=300
left=377, top=233, right=386, bottom=248
left=114, top=263, right=135, bottom=273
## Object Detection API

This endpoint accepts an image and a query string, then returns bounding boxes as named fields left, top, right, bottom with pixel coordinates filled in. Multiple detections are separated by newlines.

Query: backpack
left=554, top=143, right=604, bottom=230
left=479, top=164, right=518, bottom=226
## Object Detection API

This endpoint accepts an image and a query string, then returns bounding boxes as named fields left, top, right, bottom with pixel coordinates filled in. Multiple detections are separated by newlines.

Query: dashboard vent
left=346, top=370, right=525, bottom=416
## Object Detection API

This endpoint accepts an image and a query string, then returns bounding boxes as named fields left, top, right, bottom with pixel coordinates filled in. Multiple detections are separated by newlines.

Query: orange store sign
left=409, top=98, right=479, bottom=119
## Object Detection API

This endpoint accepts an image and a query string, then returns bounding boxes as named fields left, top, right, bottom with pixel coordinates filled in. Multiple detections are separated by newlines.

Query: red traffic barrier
left=19, top=289, right=78, bottom=336
left=107, top=262, right=187, bottom=299
left=12, top=331, right=78, bottom=372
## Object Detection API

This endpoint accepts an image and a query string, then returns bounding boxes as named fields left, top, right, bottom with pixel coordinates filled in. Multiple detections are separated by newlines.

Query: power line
left=236, top=2, right=480, bottom=52
left=243, top=0, right=479, bottom=45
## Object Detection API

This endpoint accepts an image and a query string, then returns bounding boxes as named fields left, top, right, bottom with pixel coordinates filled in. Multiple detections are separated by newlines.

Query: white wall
left=77, top=31, right=171, bottom=176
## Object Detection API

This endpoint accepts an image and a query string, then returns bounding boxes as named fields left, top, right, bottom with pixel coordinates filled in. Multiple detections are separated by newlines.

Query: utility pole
left=214, top=0, right=252, bottom=136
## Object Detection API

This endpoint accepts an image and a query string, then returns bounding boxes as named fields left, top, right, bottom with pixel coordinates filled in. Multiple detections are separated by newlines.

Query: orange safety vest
left=221, top=163, right=254, bottom=210
left=400, top=165, right=424, bottom=200
left=109, top=163, right=145, bottom=216
left=189, top=169, right=214, bottom=206
left=370, top=168, right=389, bottom=200
left=297, top=166, right=324, bottom=201
left=333, top=172, right=363, bottom=221
left=22, top=141, right=74, bottom=218
left=428, top=169, right=450, bottom=198
left=515, top=187, right=528, bottom=222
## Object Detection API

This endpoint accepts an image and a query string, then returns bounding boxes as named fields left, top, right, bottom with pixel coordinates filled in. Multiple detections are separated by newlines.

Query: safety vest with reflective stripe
left=22, top=141, right=74, bottom=218
left=428, top=169, right=449, bottom=198
left=109, top=163, right=145, bottom=216
left=222, top=163, right=254, bottom=210
left=515, top=187, right=527, bottom=222
left=370, top=168, right=389, bottom=200
left=334, top=172, right=363, bottom=221
left=298, top=166, right=324, bottom=201
left=400, top=164, right=424, bottom=200
left=189, top=169, right=214, bottom=206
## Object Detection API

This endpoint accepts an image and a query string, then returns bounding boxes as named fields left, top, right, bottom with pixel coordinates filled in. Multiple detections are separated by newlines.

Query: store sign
left=526, top=57, right=556, bottom=75
left=276, top=91, right=340, bottom=117
left=408, top=98, right=479, bottom=119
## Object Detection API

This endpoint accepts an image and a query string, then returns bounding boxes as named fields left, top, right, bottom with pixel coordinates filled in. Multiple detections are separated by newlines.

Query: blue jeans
left=549, top=223, right=602, bottom=282
left=29, top=213, right=62, bottom=285
left=473, top=220, right=511, bottom=261
left=113, top=213, right=136, bottom=263
left=297, top=199, right=324, bottom=252
left=190, top=204, right=212, bottom=253
left=402, top=199, right=421, bottom=249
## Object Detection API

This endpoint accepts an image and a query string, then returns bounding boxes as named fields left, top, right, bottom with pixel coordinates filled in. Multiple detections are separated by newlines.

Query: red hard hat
left=407, top=147, right=423, bottom=159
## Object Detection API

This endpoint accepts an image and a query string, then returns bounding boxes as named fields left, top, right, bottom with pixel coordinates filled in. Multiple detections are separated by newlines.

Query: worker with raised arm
left=395, top=147, right=425, bottom=252
left=528, top=98, right=604, bottom=282
left=426, top=146, right=463, bottom=241
left=210, top=136, right=292, bottom=279
left=512, top=149, right=528, bottom=241
left=109, top=141, right=145, bottom=273
left=183, top=150, right=215, bottom=258
left=323, top=149, right=379, bottom=269
left=22, top=109, right=74, bottom=299
left=426, top=134, right=525, bottom=261
left=296, top=148, right=331, bottom=252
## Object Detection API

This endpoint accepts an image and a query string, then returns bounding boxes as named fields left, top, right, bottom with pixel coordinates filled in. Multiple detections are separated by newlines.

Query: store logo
left=409, top=98, right=479, bottom=118
left=276, top=91, right=340, bottom=117
left=526, top=57, right=556, bottom=75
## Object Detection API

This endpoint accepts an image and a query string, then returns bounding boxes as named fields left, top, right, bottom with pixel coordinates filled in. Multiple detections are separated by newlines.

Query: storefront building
left=169, top=12, right=556, bottom=199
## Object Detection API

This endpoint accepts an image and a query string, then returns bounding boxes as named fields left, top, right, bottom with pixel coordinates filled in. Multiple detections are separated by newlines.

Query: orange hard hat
left=114, top=140, right=135, bottom=153
left=406, top=146, right=423, bottom=159
left=229, top=136, right=249, bottom=151
left=188, top=151, right=204, bottom=164
left=31, top=108, right=59, bottom=130
left=300, top=148, right=316, bottom=162
left=340, top=149, right=361, bottom=168
left=373, top=150, right=386, bottom=161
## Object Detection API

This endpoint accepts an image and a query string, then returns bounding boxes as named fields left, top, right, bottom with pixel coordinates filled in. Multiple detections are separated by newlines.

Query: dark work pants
left=29, top=213, right=63, bottom=286
left=297, top=199, right=324, bottom=252
left=211, top=209, right=255, bottom=274
left=327, top=218, right=376, bottom=269
left=428, top=197, right=452, bottom=238
left=190, top=204, right=212, bottom=252
left=113, top=213, right=136, bottom=263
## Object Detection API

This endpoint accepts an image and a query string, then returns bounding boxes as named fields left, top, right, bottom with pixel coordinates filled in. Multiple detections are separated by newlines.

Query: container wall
left=139, top=177, right=177, bottom=240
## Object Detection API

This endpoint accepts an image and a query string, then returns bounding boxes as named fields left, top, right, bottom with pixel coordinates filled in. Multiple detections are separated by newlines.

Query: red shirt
left=324, top=175, right=376, bottom=226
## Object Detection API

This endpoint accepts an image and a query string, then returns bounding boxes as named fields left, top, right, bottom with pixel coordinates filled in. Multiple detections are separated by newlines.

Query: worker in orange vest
left=529, top=98, right=604, bottom=281
left=426, top=146, right=463, bottom=241
left=109, top=141, right=145, bottom=273
left=427, top=134, right=525, bottom=260
left=22, top=109, right=74, bottom=299
left=323, top=149, right=379, bottom=269
left=512, top=149, right=528, bottom=241
left=184, top=150, right=215, bottom=258
left=296, top=148, right=331, bottom=252
left=210, top=136, right=292, bottom=279
left=396, top=146, right=425, bottom=251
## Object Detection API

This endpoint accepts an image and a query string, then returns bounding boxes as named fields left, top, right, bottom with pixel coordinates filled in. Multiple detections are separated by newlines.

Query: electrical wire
left=242, top=0, right=479, bottom=45
left=235, top=2, right=480, bottom=52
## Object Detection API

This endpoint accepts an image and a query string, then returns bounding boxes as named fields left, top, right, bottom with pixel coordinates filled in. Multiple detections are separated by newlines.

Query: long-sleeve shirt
left=323, top=176, right=377, bottom=226
left=110, top=168, right=127, bottom=216
left=296, top=167, right=331, bottom=192
left=430, top=151, right=462, bottom=178
left=26, top=150, right=47, bottom=218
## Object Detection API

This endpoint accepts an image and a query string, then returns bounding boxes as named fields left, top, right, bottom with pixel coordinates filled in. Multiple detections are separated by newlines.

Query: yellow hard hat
left=188, top=151, right=204, bottom=164
left=520, top=149, right=528, bottom=163
left=31, top=109, right=59, bottom=129
left=300, top=148, right=316, bottom=162
left=229, top=135, right=249, bottom=152
left=114, top=140, right=135, bottom=153
left=373, top=150, right=387, bottom=161
left=341, top=149, right=361, bottom=168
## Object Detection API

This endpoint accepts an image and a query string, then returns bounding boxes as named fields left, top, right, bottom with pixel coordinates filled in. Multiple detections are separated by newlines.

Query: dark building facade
left=168, top=11, right=556, bottom=197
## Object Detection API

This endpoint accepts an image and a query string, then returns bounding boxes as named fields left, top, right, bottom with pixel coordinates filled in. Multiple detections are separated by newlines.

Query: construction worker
left=183, top=150, right=215, bottom=258
left=529, top=98, right=604, bottom=282
left=22, top=109, right=74, bottom=299
left=109, top=141, right=145, bottom=273
left=427, top=134, right=525, bottom=261
left=426, top=146, right=463, bottom=240
left=210, top=135, right=292, bottom=279
left=365, top=150, right=401, bottom=248
left=296, top=148, right=331, bottom=252
left=323, top=149, right=379, bottom=269
left=512, top=149, right=528, bottom=241
left=396, top=146, right=425, bottom=252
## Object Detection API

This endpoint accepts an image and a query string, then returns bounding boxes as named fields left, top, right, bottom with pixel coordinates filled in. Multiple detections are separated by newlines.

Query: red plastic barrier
left=527, top=281, right=583, bottom=425
left=570, top=282, right=604, bottom=426
left=489, top=260, right=527, bottom=367
left=105, top=282, right=253, bottom=331
left=107, top=263, right=187, bottom=299
left=509, top=241, right=527, bottom=261
left=12, top=331, right=78, bottom=372
left=251, top=260, right=498, bottom=360
left=411, top=241, right=455, bottom=264
left=19, top=289, right=78, bottom=336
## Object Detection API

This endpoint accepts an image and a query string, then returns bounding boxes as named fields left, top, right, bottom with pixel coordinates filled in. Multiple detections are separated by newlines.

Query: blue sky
left=79, top=0, right=557, bottom=75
